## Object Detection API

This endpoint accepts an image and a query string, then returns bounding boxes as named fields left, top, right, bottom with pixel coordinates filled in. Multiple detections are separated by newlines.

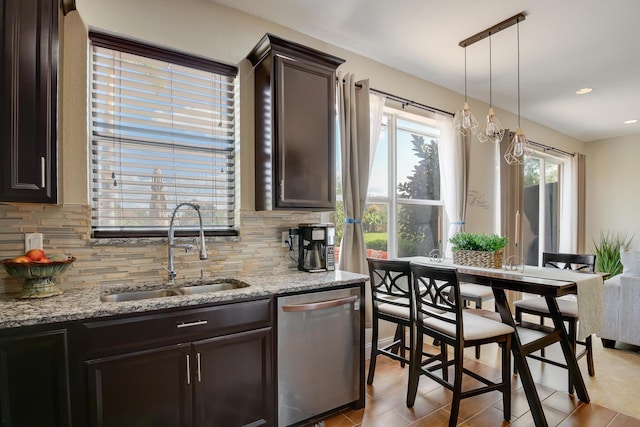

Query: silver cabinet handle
left=196, top=352, right=202, bottom=382
left=282, top=295, right=358, bottom=312
left=40, top=157, right=46, bottom=188
left=280, top=179, right=284, bottom=201
left=186, top=354, right=191, bottom=385
left=177, top=320, right=208, bottom=328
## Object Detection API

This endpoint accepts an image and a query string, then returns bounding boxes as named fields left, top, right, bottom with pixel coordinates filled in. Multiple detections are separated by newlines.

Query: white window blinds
left=89, top=32, right=238, bottom=237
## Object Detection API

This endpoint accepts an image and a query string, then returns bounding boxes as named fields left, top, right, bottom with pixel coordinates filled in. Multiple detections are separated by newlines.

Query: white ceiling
left=211, top=0, right=640, bottom=142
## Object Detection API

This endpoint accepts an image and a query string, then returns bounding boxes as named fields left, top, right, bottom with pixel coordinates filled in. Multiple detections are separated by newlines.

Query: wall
left=585, top=134, right=640, bottom=251
left=0, top=0, right=585, bottom=293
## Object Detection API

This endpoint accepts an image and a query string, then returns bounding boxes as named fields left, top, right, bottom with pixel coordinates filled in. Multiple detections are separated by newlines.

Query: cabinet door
left=0, top=329, right=71, bottom=427
left=274, top=55, right=336, bottom=210
left=0, top=0, right=58, bottom=203
left=193, top=327, right=273, bottom=427
left=86, top=344, right=193, bottom=427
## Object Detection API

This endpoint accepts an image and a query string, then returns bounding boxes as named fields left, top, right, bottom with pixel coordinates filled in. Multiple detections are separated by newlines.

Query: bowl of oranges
left=1, top=249, right=75, bottom=298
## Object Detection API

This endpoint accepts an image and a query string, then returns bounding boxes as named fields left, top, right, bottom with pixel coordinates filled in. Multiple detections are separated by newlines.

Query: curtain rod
left=349, top=82, right=572, bottom=156
left=528, top=140, right=574, bottom=157
left=351, top=82, right=454, bottom=117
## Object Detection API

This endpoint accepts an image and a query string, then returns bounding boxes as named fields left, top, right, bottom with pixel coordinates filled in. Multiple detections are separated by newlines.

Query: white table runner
left=503, top=265, right=603, bottom=340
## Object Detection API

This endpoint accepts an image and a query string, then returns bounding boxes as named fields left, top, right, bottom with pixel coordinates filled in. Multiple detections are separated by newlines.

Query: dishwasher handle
left=281, top=295, right=358, bottom=312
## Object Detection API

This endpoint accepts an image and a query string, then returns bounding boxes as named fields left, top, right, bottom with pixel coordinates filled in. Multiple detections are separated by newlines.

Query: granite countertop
left=0, top=270, right=368, bottom=329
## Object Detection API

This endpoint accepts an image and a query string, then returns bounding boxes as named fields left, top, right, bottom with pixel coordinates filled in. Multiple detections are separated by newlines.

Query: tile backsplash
left=0, top=203, right=321, bottom=294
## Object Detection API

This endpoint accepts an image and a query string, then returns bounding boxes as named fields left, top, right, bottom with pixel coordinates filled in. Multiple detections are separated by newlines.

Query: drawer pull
left=176, top=320, right=208, bottom=328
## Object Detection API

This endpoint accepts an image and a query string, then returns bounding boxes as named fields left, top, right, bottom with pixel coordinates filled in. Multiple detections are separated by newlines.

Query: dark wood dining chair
left=366, top=258, right=414, bottom=388
left=513, top=252, right=596, bottom=394
left=407, top=263, right=513, bottom=427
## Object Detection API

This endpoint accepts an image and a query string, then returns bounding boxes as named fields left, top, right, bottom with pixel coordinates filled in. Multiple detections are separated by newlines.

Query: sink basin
left=100, top=279, right=250, bottom=302
left=178, top=280, right=249, bottom=295
left=100, top=288, right=182, bottom=303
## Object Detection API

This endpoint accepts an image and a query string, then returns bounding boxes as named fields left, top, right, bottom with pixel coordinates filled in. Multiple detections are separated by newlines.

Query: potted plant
left=592, top=231, right=633, bottom=276
left=449, top=232, right=509, bottom=269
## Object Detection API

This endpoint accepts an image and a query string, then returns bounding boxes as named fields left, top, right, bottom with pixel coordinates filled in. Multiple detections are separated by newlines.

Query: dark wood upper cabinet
left=0, top=0, right=58, bottom=203
left=248, top=34, right=344, bottom=211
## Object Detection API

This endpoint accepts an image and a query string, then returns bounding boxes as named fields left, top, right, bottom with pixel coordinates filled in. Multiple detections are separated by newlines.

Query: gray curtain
left=337, top=73, right=371, bottom=320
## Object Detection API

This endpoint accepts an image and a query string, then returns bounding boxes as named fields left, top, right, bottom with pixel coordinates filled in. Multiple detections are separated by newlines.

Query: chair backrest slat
left=367, top=258, right=412, bottom=311
left=542, top=252, right=596, bottom=273
left=411, top=263, right=462, bottom=338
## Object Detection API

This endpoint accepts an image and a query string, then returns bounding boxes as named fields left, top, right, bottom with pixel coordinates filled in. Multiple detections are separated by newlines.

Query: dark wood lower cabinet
left=86, top=344, right=193, bottom=427
left=0, top=329, right=71, bottom=427
left=84, top=300, right=274, bottom=427
left=194, top=328, right=272, bottom=427
left=0, top=298, right=275, bottom=427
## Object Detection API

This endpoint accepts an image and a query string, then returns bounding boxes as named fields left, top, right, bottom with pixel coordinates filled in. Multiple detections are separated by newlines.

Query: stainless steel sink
left=100, top=288, right=182, bottom=303
left=100, top=279, right=250, bottom=302
left=178, top=280, right=249, bottom=295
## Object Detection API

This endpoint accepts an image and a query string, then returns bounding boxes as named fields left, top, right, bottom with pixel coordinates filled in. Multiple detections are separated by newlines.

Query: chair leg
left=501, top=338, right=512, bottom=420
left=448, top=345, right=464, bottom=427
left=367, top=319, right=379, bottom=385
left=441, top=341, right=448, bottom=381
left=407, top=330, right=423, bottom=407
left=392, top=324, right=406, bottom=368
left=515, top=306, right=522, bottom=324
left=586, top=335, right=595, bottom=376
left=475, top=300, right=482, bottom=359
left=539, top=315, right=546, bottom=357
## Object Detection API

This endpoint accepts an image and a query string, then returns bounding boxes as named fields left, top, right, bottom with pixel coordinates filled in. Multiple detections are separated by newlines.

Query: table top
left=405, top=257, right=577, bottom=297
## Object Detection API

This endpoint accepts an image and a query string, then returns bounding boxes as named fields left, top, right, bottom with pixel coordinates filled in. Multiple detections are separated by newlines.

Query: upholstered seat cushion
left=514, top=295, right=578, bottom=317
left=459, top=283, right=494, bottom=298
left=465, top=308, right=501, bottom=322
left=423, top=311, right=514, bottom=341
left=377, top=298, right=411, bottom=319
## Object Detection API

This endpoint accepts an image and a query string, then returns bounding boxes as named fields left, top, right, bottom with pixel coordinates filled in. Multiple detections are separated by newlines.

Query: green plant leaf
left=449, top=232, right=508, bottom=252
left=592, top=231, right=634, bottom=276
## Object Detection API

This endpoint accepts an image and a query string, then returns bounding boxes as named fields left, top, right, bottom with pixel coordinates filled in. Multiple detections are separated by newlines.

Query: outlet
left=25, top=233, right=43, bottom=251
left=281, top=231, right=290, bottom=248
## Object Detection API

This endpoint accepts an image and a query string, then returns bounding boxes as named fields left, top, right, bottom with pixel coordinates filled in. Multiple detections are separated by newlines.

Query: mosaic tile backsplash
left=0, top=203, right=322, bottom=294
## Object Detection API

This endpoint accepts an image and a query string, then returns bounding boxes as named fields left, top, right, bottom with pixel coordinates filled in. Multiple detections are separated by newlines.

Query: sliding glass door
left=522, top=154, right=561, bottom=265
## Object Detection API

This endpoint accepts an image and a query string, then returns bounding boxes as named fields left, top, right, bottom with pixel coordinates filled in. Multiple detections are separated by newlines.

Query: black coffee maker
left=290, top=223, right=335, bottom=272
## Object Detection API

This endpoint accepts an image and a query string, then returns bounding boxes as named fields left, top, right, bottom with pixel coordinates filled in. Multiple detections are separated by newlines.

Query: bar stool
left=366, top=258, right=414, bottom=388
left=407, top=263, right=513, bottom=426
left=514, top=252, right=596, bottom=393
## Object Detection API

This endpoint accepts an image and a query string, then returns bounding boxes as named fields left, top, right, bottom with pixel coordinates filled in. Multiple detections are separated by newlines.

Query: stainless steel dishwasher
left=277, top=286, right=362, bottom=427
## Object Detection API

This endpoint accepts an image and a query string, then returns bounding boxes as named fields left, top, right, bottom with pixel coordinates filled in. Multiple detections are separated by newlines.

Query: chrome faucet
left=167, top=202, right=208, bottom=282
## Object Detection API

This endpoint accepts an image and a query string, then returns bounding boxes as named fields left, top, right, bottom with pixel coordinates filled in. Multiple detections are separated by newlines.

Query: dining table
left=402, top=256, right=604, bottom=427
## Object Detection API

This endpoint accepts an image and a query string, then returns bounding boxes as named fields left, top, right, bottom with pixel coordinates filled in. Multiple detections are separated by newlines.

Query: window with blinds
left=89, top=32, right=238, bottom=238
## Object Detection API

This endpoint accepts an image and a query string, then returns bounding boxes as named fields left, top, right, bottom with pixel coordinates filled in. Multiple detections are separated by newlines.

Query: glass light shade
left=455, top=102, right=479, bottom=135
left=477, top=107, right=505, bottom=143
left=504, top=127, right=531, bottom=165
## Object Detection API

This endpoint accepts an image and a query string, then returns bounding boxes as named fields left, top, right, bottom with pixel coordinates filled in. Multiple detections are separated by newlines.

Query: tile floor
left=312, top=334, right=640, bottom=426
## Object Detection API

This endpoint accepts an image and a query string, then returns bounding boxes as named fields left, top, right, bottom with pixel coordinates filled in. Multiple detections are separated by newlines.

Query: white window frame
left=366, top=107, right=443, bottom=258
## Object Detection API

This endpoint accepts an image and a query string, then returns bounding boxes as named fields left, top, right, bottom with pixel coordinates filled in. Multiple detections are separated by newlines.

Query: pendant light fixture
left=455, top=46, right=479, bottom=135
left=504, top=19, right=532, bottom=165
left=477, top=35, right=505, bottom=144
left=458, top=13, right=526, bottom=146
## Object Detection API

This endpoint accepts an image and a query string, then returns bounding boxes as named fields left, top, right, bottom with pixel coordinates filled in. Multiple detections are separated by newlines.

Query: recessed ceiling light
left=576, top=87, right=593, bottom=95
left=624, top=119, right=637, bottom=124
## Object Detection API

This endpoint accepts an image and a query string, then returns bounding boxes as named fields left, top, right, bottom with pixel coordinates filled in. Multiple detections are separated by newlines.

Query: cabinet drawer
left=81, top=298, right=271, bottom=358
